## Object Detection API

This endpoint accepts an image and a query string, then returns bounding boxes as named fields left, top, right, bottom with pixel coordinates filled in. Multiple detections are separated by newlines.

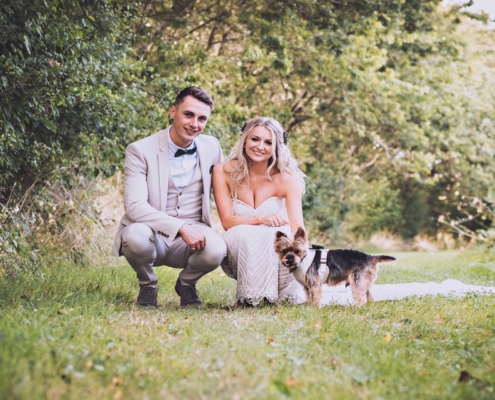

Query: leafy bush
left=2, top=0, right=494, bottom=245
left=0, top=0, right=137, bottom=196
left=438, top=195, right=495, bottom=250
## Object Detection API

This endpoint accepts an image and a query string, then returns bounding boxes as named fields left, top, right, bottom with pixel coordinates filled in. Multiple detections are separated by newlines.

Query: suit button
left=179, top=192, right=182, bottom=196
left=177, top=206, right=180, bottom=209
left=158, top=231, right=162, bottom=235
left=165, top=234, right=169, bottom=238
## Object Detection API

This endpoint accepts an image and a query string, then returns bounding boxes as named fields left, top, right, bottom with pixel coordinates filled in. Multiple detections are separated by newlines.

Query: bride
left=213, top=117, right=495, bottom=307
left=212, top=117, right=305, bottom=306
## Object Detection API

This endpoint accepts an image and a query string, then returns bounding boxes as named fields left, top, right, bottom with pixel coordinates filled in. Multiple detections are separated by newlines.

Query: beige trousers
left=120, top=222, right=226, bottom=287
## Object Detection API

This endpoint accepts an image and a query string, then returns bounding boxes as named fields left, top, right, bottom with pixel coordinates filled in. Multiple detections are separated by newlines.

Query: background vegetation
left=1, top=0, right=495, bottom=265
left=133, top=0, right=495, bottom=243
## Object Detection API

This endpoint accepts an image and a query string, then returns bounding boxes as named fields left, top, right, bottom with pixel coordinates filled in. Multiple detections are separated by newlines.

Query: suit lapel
left=196, top=135, right=211, bottom=216
left=158, top=127, right=171, bottom=212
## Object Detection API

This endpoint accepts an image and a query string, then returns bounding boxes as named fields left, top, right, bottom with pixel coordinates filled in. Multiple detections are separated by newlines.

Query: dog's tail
left=373, top=255, right=396, bottom=263
left=306, top=249, right=323, bottom=307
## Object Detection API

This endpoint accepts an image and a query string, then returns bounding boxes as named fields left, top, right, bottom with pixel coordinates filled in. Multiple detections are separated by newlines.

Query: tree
left=0, top=0, right=137, bottom=198
left=131, top=0, right=495, bottom=241
left=3, top=0, right=492, bottom=243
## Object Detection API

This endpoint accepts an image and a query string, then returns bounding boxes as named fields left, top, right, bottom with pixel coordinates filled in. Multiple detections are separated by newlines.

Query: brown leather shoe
left=137, top=286, right=157, bottom=307
left=175, top=279, right=202, bottom=307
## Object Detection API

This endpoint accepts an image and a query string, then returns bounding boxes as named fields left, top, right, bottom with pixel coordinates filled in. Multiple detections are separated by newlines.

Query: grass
left=1, top=250, right=495, bottom=399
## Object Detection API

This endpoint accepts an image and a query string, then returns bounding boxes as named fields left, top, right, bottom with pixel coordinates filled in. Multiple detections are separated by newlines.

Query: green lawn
left=1, top=251, right=495, bottom=399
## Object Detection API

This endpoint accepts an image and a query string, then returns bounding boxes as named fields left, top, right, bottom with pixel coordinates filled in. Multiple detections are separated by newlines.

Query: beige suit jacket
left=112, top=127, right=223, bottom=256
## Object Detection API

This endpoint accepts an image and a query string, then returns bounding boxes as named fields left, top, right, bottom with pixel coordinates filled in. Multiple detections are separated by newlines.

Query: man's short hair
left=174, top=86, right=214, bottom=110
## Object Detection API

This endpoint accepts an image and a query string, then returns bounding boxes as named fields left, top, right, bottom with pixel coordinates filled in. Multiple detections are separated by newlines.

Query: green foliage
left=0, top=168, right=115, bottom=278
left=345, top=178, right=404, bottom=239
left=1, top=0, right=494, bottom=241
left=131, top=0, right=495, bottom=241
left=438, top=194, right=495, bottom=249
left=0, top=0, right=138, bottom=195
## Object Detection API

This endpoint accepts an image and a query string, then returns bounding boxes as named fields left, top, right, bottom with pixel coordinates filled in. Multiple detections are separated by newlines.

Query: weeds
left=0, top=169, right=121, bottom=280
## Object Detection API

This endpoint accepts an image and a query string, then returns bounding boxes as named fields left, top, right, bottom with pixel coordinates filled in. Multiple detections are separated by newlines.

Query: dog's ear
left=275, top=231, right=288, bottom=241
left=294, top=226, right=307, bottom=242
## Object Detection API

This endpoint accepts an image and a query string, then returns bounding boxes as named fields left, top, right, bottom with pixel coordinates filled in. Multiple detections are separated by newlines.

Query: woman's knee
left=121, top=223, right=155, bottom=256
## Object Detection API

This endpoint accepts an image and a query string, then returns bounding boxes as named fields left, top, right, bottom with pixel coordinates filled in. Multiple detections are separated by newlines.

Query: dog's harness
left=293, top=245, right=330, bottom=286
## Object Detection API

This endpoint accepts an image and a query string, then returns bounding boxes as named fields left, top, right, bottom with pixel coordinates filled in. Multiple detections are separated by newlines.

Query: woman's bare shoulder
left=277, top=172, right=305, bottom=194
left=278, top=171, right=302, bottom=183
left=213, top=160, right=239, bottom=175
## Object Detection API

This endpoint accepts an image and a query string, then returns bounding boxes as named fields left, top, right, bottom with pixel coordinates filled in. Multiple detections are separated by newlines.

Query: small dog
left=274, top=227, right=396, bottom=307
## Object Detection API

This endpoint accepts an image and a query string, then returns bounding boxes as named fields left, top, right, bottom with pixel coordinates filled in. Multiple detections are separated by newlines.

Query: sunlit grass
left=1, top=251, right=494, bottom=399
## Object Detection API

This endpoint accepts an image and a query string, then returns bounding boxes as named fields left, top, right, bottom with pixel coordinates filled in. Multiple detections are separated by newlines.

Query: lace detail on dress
left=221, top=197, right=301, bottom=305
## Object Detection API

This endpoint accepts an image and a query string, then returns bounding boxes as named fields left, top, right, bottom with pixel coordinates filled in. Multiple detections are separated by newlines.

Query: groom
left=112, top=86, right=227, bottom=307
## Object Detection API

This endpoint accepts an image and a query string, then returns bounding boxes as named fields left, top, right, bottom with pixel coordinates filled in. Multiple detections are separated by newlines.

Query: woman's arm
left=213, top=163, right=250, bottom=230
left=282, top=174, right=305, bottom=233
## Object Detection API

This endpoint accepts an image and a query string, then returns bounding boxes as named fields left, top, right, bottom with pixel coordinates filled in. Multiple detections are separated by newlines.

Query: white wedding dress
left=221, top=197, right=300, bottom=305
left=221, top=197, right=495, bottom=306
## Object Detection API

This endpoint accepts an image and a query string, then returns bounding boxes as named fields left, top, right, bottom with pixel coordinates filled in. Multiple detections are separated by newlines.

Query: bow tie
left=174, top=146, right=197, bottom=157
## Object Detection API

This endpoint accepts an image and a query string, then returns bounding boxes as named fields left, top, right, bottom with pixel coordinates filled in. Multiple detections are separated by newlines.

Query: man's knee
left=201, top=235, right=227, bottom=267
left=121, top=223, right=155, bottom=257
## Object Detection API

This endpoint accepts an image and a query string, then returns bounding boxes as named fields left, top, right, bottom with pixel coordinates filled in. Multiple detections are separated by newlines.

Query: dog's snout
left=286, top=254, right=294, bottom=263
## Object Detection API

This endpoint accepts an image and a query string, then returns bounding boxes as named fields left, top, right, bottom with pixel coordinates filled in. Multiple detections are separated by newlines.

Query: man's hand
left=178, top=224, right=206, bottom=252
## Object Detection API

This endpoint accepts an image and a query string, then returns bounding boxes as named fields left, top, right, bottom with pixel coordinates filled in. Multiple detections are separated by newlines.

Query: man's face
left=169, top=95, right=211, bottom=148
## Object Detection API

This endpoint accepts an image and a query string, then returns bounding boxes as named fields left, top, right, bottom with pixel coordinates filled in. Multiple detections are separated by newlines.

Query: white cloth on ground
left=290, top=279, right=495, bottom=306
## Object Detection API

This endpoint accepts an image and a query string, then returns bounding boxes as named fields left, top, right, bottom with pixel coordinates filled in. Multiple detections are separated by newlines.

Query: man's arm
left=124, top=143, right=185, bottom=239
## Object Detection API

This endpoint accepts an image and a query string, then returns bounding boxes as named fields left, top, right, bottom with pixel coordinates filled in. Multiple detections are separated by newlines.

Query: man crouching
left=112, top=86, right=226, bottom=307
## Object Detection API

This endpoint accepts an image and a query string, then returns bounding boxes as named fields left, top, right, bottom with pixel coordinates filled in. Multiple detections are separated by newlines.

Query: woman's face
left=244, top=126, right=274, bottom=163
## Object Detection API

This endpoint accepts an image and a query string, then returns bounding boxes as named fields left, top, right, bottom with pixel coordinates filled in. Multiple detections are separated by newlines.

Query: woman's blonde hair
left=227, top=117, right=305, bottom=198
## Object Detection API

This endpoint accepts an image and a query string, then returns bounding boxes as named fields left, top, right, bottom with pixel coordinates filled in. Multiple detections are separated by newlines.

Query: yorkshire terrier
left=274, top=227, right=396, bottom=307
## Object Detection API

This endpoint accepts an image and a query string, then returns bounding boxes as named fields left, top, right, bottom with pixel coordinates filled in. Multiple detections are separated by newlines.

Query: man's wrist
left=178, top=221, right=189, bottom=233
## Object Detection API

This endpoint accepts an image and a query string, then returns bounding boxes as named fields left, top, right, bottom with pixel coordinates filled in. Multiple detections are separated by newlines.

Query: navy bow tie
left=174, top=146, right=197, bottom=157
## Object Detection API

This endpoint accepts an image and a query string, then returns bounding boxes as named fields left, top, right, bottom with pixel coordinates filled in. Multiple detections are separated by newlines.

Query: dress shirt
left=167, top=132, right=198, bottom=189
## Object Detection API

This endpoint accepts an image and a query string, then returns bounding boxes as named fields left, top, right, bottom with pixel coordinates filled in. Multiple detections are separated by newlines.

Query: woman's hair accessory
left=240, top=121, right=288, bottom=145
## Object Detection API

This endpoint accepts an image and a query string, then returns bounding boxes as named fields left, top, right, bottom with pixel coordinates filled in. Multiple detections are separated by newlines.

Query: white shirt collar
left=167, top=131, right=196, bottom=156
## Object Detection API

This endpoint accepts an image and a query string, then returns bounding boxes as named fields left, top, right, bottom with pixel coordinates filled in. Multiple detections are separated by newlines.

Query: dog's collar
left=288, top=265, right=298, bottom=273
left=290, top=253, right=309, bottom=273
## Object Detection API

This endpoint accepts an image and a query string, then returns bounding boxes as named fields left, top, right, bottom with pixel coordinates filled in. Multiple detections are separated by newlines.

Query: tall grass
left=0, top=170, right=122, bottom=280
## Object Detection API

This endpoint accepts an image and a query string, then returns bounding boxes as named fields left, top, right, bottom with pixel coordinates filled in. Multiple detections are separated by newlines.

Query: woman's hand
left=258, top=213, right=289, bottom=227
